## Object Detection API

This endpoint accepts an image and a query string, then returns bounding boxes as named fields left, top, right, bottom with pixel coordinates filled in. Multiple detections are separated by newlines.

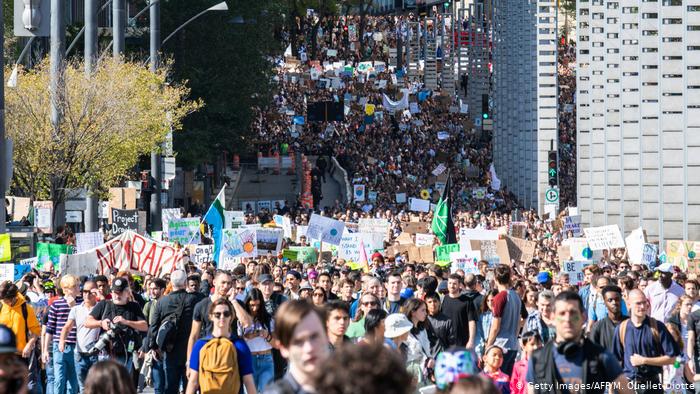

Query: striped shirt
left=46, top=297, right=80, bottom=344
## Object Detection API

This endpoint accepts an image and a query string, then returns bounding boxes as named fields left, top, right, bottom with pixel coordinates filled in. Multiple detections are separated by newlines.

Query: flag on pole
left=203, top=186, right=226, bottom=264
left=431, top=173, right=457, bottom=245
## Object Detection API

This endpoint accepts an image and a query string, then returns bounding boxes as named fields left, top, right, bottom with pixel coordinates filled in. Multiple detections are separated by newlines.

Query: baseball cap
left=111, top=278, right=129, bottom=293
left=287, top=270, right=302, bottom=281
left=0, top=325, right=17, bottom=354
left=656, top=263, right=674, bottom=274
left=536, top=272, right=552, bottom=284
left=258, top=274, right=274, bottom=284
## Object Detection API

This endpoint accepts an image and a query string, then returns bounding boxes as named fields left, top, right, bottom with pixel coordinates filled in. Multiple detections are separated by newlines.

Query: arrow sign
left=549, top=168, right=556, bottom=177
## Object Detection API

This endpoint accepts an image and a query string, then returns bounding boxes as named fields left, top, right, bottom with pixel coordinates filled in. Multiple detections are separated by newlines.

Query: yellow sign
left=666, top=240, right=700, bottom=272
left=0, top=234, right=10, bottom=262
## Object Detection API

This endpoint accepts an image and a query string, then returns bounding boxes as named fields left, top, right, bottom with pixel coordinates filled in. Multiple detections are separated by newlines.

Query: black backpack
left=155, top=297, right=185, bottom=353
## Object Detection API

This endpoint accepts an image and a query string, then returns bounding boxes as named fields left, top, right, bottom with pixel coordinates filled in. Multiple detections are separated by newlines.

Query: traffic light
left=481, top=94, right=489, bottom=119
left=548, top=151, right=558, bottom=187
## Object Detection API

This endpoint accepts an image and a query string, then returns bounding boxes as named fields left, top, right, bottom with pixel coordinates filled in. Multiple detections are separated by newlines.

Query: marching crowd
left=557, top=40, right=577, bottom=209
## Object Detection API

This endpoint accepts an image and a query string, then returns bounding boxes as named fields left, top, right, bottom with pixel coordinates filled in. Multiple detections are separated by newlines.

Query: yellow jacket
left=0, top=294, right=41, bottom=352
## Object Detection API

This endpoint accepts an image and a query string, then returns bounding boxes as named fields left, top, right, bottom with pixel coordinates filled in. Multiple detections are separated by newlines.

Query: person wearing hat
left=257, top=273, right=288, bottom=380
left=0, top=324, right=30, bottom=394
left=85, top=277, right=148, bottom=371
left=644, top=262, right=684, bottom=322
left=298, top=283, right=314, bottom=301
left=384, top=313, right=413, bottom=352
left=536, top=272, right=552, bottom=290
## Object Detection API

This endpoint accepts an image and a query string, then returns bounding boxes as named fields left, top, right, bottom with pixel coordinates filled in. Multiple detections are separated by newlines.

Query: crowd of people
left=558, top=40, right=577, bottom=209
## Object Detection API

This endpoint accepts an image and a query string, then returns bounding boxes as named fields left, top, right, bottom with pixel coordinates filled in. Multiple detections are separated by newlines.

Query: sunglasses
left=236, top=287, right=246, bottom=291
left=212, top=311, right=232, bottom=319
left=362, top=301, right=378, bottom=306
left=313, top=293, right=325, bottom=297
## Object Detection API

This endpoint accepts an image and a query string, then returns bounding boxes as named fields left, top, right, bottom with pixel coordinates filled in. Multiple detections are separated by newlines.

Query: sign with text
left=358, top=218, right=389, bottom=234
left=401, top=222, right=430, bottom=234
left=642, top=243, right=658, bottom=267
left=190, top=244, right=215, bottom=264
left=167, top=217, right=201, bottom=246
left=459, top=228, right=499, bottom=241
left=583, top=225, right=625, bottom=250
left=76, top=232, right=104, bottom=254
left=563, top=216, right=583, bottom=237
left=450, top=251, right=482, bottom=274
left=625, top=227, right=647, bottom=265
left=436, top=244, right=459, bottom=263
left=505, top=236, right=536, bottom=263
left=307, top=214, right=345, bottom=246
left=666, top=240, right=700, bottom=272
left=111, top=209, right=138, bottom=236
left=561, top=260, right=586, bottom=285
left=161, top=208, right=182, bottom=234
left=256, top=228, right=284, bottom=255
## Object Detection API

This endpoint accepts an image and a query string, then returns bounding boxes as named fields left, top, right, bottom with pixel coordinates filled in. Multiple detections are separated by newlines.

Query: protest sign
left=563, top=216, right=583, bottom=237
left=450, top=251, right=482, bottom=274
left=472, top=188, right=487, bottom=199
left=415, top=233, right=434, bottom=247
left=583, top=225, right=625, bottom=250
left=64, top=231, right=181, bottom=277
left=470, top=240, right=510, bottom=266
left=666, top=240, right=700, bottom=272
left=508, top=222, right=528, bottom=239
left=0, top=264, right=12, bottom=282
left=220, top=229, right=245, bottom=262
left=409, top=198, right=431, bottom=213
left=337, top=234, right=374, bottom=263
left=396, top=232, right=413, bottom=245
left=108, top=188, right=137, bottom=223
left=290, top=246, right=318, bottom=264
left=561, top=261, right=586, bottom=285
left=432, top=163, right=447, bottom=176
left=111, top=209, right=138, bottom=236
left=167, top=217, right=201, bottom=246
left=402, top=222, right=430, bottom=234
left=190, top=244, right=215, bottom=264
left=505, top=236, right=536, bottom=263
left=76, top=232, right=104, bottom=254
left=295, top=225, right=308, bottom=243
left=257, top=228, right=284, bottom=254
left=161, top=208, right=182, bottom=234
left=395, top=193, right=407, bottom=204
left=307, top=214, right=345, bottom=246
left=354, top=184, right=366, bottom=201
left=0, top=234, right=10, bottom=262
left=33, top=201, right=53, bottom=233
left=436, top=244, right=460, bottom=263
left=14, top=264, right=31, bottom=281
left=642, top=243, right=658, bottom=267
left=282, top=249, right=298, bottom=261
left=237, top=229, right=258, bottom=258
left=37, top=243, right=73, bottom=271
left=6, top=196, right=30, bottom=221
left=273, top=215, right=293, bottom=238
left=358, top=218, right=389, bottom=234
left=561, top=238, right=597, bottom=262
left=225, top=211, right=245, bottom=229
left=625, top=227, right=647, bottom=265
left=458, top=228, right=499, bottom=241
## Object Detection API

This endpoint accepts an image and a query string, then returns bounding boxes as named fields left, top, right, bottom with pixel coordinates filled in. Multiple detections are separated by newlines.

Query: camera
left=88, top=322, right=126, bottom=354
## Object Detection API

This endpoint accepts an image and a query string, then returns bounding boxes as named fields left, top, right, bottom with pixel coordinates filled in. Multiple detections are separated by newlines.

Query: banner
left=583, top=225, right=625, bottom=250
left=111, top=209, right=138, bottom=236
left=353, top=184, right=366, bottom=202
left=161, top=208, right=182, bottom=234
left=36, top=243, right=73, bottom=271
left=64, top=231, right=181, bottom=277
left=76, top=232, right=104, bottom=254
left=625, top=227, right=647, bottom=265
left=167, top=217, right=201, bottom=245
left=307, top=214, right=345, bottom=246
left=256, top=228, right=284, bottom=254
left=0, top=234, right=10, bottom=262
left=381, top=90, right=410, bottom=112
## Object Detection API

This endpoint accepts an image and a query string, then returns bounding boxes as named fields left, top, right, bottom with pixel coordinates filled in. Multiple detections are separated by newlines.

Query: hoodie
left=0, top=294, right=41, bottom=352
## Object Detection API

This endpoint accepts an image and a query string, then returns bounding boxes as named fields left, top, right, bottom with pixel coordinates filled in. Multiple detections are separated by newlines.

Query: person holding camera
left=85, top=277, right=148, bottom=372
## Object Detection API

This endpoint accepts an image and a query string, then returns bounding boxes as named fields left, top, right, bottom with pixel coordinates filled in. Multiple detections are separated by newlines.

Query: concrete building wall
left=492, top=0, right=558, bottom=212
left=576, top=0, right=700, bottom=242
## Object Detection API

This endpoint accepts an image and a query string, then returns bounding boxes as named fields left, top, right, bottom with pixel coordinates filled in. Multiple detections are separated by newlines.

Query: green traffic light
left=482, top=113, right=488, bottom=119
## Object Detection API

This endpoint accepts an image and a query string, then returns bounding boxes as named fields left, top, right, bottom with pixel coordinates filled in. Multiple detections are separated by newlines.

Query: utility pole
left=113, top=0, right=125, bottom=57
left=50, top=0, right=66, bottom=230
left=149, top=0, right=162, bottom=231
left=84, top=0, right=99, bottom=232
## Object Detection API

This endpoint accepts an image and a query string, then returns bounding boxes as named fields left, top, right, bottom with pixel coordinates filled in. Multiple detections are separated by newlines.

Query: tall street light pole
left=50, top=0, right=66, bottom=230
left=84, top=0, right=99, bottom=232
left=113, top=0, right=125, bottom=57
left=150, top=0, right=162, bottom=231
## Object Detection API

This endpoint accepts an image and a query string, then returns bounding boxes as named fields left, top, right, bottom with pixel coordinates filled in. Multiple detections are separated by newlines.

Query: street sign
left=545, top=188, right=559, bottom=204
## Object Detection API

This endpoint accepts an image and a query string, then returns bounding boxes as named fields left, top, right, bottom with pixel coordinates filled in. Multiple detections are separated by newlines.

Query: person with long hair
left=402, top=298, right=440, bottom=389
left=240, top=288, right=275, bottom=392
left=186, top=298, right=256, bottom=394
left=666, top=295, right=693, bottom=391
left=347, top=293, right=380, bottom=339
left=83, top=360, right=136, bottom=394
left=311, top=287, right=327, bottom=307
left=359, top=308, right=389, bottom=346
left=475, top=289, right=499, bottom=359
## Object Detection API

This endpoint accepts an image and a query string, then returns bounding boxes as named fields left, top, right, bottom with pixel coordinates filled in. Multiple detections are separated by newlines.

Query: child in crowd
left=509, top=331, right=542, bottom=394
left=481, top=345, right=510, bottom=394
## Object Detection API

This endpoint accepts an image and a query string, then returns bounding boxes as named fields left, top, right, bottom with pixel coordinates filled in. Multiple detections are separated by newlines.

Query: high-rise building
left=576, top=0, right=700, bottom=241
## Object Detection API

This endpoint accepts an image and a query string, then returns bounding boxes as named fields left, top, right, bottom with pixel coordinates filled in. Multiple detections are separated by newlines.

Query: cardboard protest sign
left=666, top=240, right=700, bottom=272
left=6, top=197, right=30, bottom=221
left=409, top=198, right=431, bottom=213
left=161, top=208, right=182, bottom=234
left=450, top=251, right=482, bottom=274
left=289, top=246, right=318, bottom=264
left=75, top=232, right=104, bottom=254
left=167, top=217, right=201, bottom=246
left=33, top=201, right=53, bottom=233
left=256, top=228, right=284, bottom=254
left=64, top=231, right=181, bottom=277
left=563, top=216, right=583, bottom=237
left=642, top=243, right=658, bottom=267
left=37, top=243, right=73, bottom=271
left=436, top=244, right=460, bottom=263
left=470, top=240, right=510, bottom=266
left=415, top=233, right=434, bottom=247
left=396, top=232, right=413, bottom=245
left=307, top=214, right=345, bottom=246
left=190, top=244, right=215, bottom=264
left=508, top=222, right=528, bottom=239
left=0, top=234, right=10, bottom=262
left=625, top=227, right=647, bottom=265
left=0, top=264, right=12, bottom=282
left=505, top=236, right=536, bottom=263
left=108, top=187, right=137, bottom=223
left=557, top=245, right=571, bottom=262
left=358, top=219, right=389, bottom=234
left=583, top=225, right=625, bottom=250
left=111, top=209, right=138, bottom=236
left=401, top=222, right=430, bottom=234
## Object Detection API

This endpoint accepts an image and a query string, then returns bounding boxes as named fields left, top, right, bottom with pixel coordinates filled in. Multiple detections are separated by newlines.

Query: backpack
left=618, top=317, right=662, bottom=354
left=198, top=337, right=240, bottom=394
left=155, top=297, right=184, bottom=353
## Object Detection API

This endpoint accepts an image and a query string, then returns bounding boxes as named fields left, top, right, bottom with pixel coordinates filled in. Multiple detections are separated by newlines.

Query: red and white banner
left=64, top=231, right=182, bottom=277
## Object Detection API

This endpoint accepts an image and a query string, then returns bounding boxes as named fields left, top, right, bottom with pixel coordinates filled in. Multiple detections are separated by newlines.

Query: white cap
left=384, top=313, right=413, bottom=339
left=656, top=262, right=674, bottom=273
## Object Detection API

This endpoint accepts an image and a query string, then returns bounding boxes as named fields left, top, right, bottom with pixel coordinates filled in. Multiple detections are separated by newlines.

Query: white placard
left=409, top=198, right=431, bottom=213
left=561, top=261, right=586, bottom=285
left=450, top=251, right=482, bottom=274
left=306, top=214, right=345, bottom=246
left=358, top=219, right=389, bottom=234
left=273, top=215, right=293, bottom=238
left=583, top=225, right=625, bottom=250
left=35, top=208, right=52, bottom=229
left=0, top=264, right=13, bottom=282
left=295, top=225, right=308, bottom=243
left=161, top=208, right=182, bottom=234
left=256, top=228, right=284, bottom=254
left=65, top=211, right=83, bottom=223
left=353, top=184, right=366, bottom=202
left=415, top=233, right=434, bottom=247
left=625, top=227, right=646, bottom=265
left=191, top=244, right=215, bottom=264
left=458, top=228, right=499, bottom=241
left=225, top=211, right=246, bottom=229
left=76, top=232, right=104, bottom=254
left=395, top=193, right=407, bottom=204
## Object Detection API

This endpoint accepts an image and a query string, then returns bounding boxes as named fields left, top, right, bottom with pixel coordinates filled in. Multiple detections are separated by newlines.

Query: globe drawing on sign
left=356, top=188, right=363, bottom=196
left=582, top=247, right=593, bottom=260
left=330, top=229, right=338, bottom=237
left=690, top=251, right=697, bottom=260
left=243, top=242, right=255, bottom=254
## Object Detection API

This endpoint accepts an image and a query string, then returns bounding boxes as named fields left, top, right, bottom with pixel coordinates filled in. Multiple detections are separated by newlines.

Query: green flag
left=431, top=174, right=457, bottom=245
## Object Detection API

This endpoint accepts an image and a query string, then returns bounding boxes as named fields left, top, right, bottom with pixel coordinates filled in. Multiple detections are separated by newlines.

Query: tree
left=560, top=0, right=576, bottom=41
left=341, top=0, right=374, bottom=56
left=5, top=58, right=202, bottom=214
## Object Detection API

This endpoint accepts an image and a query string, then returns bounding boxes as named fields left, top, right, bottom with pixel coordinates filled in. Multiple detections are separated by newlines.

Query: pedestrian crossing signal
left=548, top=151, right=558, bottom=187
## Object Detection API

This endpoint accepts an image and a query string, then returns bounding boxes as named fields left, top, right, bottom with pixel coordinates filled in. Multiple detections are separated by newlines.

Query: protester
left=509, top=331, right=541, bottom=394
left=442, top=274, right=477, bottom=349
left=346, top=293, right=380, bottom=339
left=426, top=292, right=456, bottom=350
left=480, top=345, right=510, bottom=394
left=524, top=290, right=554, bottom=344
left=325, top=300, right=351, bottom=351
left=239, top=288, right=275, bottom=392
left=0, top=324, right=30, bottom=394
left=589, top=285, right=627, bottom=350
left=403, top=298, right=439, bottom=389
left=359, top=308, right=388, bottom=346
left=486, top=265, right=522, bottom=376
left=83, top=360, right=136, bottom=394
left=645, top=264, right=684, bottom=323
left=44, top=274, right=81, bottom=394
left=384, top=312, right=412, bottom=353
